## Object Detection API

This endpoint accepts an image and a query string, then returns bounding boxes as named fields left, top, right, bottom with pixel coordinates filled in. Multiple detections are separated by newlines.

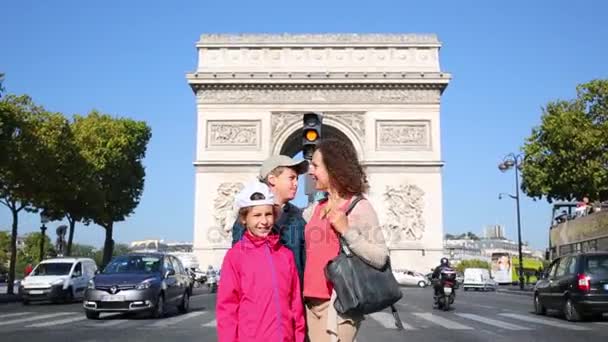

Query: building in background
left=484, top=224, right=506, bottom=240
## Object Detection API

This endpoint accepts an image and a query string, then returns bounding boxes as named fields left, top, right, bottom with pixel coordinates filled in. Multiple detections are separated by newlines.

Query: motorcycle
left=206, top=269, right=218, bottom=293
left=433, top=268, right=457, bottom=311
left=188, top=268, right=207, bottom=288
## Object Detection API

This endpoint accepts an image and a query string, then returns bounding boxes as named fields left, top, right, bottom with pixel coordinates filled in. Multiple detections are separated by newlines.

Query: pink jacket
left=216, top=231, right=305, bottom=342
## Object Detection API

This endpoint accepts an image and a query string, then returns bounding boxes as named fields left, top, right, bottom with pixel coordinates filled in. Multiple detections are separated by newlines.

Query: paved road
left=0, top=287, right=606, bottom=341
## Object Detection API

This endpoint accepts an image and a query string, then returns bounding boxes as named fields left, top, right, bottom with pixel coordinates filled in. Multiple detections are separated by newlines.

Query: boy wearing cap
left=231, top=155, right=308, bottom=285
left=217, top=181, right=305, bottom=342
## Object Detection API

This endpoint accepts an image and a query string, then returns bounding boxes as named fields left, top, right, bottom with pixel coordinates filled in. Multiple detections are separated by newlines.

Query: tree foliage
left=20, top=232, right=55, bottom=264
left=73, top=112, right=151, bottom=266
left=521, top=79, right=608, bottom=202
left=455, top=259, right=491, bottom=273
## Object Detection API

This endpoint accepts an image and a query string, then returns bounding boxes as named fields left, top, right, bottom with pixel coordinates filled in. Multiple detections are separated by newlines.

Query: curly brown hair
left=316, top=138, right=368, bottom=197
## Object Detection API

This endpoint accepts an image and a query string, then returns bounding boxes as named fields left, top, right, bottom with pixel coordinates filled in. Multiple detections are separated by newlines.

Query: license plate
left=29, top=290, right=44, bottom=295
left=444, top=287, right=453, bottom=295
left=103, top=295, right=125, bottom=302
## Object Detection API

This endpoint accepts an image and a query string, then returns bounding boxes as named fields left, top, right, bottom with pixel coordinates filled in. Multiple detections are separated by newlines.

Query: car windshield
left=103, top=256, right=161, bottom=274
left=585, top=255, right=608, bottom=276
left=32, top=263, right=72, bottom=276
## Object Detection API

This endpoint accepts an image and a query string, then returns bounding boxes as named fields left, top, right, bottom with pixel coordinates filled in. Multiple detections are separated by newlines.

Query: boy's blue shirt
left=231, top=202, right=307, bottom=286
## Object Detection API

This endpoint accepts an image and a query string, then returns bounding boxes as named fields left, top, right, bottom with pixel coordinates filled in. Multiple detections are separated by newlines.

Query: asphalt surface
left=0, top=286, right=606, bottom=341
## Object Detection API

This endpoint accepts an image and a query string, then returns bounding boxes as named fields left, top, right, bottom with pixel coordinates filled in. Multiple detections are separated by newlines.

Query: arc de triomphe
left=187, top=33, right=451, bottom=273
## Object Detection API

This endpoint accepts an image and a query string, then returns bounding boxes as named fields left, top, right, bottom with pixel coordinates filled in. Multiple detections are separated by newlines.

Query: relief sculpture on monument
left=211, top=182, right=244, bottom=243
left=381, top=183, right=426, bottom=243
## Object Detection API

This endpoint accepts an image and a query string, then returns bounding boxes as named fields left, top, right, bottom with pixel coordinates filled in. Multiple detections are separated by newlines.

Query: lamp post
left=498, top=153, right=525, bottom=290
left=39, top=213, right=50, bottom=262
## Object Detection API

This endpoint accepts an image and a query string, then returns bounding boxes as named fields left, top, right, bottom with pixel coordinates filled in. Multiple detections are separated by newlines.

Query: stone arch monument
left=187, top=34, right=451, bottom=272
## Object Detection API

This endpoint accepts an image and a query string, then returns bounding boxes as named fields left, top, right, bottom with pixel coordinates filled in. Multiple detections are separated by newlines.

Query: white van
left=19, top=257, right=98, bottom=304
left=463, top=268, right=497, bottom=291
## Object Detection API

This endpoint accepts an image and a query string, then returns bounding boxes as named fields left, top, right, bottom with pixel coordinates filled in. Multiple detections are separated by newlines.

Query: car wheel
left=564, top=298, right=582, bottom=322
left=534, top=294, right=546, bottom=315
left=152, top=295, right=165, bottom=319
left=65, top=288, right=74, bottom=303
left=418, top=281, right=427, bottom=288
left=178, top=291, right=190, bottom=313
left=85, top=310, right=99, bottom=320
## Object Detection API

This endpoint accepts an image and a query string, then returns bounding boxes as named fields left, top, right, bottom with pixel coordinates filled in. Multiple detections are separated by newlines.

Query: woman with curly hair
left=302, top=138, right=389, bottom=342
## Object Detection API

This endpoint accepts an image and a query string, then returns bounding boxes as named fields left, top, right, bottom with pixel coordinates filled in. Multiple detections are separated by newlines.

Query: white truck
left=463, top=268, right=497, bottom=291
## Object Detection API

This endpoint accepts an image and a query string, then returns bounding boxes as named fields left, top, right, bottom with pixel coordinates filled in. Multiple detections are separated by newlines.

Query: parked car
left=83, top=253, right=192, bottom=319
left=462, top=268, right=497, bottom=291
left=534, top=251, right=608, bottom=321
left=19, top=257, right=98, bottom=304
left=393, top=269, right=430, bottom=287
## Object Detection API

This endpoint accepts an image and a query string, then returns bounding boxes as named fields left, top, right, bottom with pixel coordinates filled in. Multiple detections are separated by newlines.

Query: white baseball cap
left=258, top=155, right=309, bottom=182
left=234, top=181, right=275, bottom=209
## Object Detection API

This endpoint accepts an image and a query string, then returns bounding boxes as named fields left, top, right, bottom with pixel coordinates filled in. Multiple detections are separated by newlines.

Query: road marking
left=202, top=319, right=216, bottom=328
left=367, top=312, right=415, bottom=330
left=0, top=312, right=31, bottom=319
left=0, top=312, right=75, bottom=326
left=456, top=313, right=531, bottom=330
left=149, top=311, right=207, bottom=328
left=26, top=315, right=87, bottom=328
left=85, top=319, right=130, bottom=327
left=499, top=313, right=590, bottom=331
left=413, top=313, right=473, bottom=330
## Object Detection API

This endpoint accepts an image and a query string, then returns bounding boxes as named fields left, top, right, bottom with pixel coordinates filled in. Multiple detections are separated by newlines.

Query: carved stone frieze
left=271, top=113, right=301, bottom=142
left=381, top=183, right=426, bottom=243
left=199, top=33, right=440, bottom=45
left=376, top=121, right=430, bottom=150
left=325, top=112, right=365, bottom=138
left=211, top=182, right=244, bottom=243
left=207, top=121, right=260, bottom=148
left=199, top=88, right=440, bottom=104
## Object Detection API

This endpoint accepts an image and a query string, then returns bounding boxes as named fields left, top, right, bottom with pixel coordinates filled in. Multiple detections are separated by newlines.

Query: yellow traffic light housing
left=302, top=112, right=322, bottom=160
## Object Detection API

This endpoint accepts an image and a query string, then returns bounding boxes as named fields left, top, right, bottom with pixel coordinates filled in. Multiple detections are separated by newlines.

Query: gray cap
left=259, top=155, right=309, bottom=181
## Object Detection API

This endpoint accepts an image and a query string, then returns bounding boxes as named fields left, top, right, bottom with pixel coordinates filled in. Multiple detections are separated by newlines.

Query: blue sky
left=1, top=0, right=606, bottom=251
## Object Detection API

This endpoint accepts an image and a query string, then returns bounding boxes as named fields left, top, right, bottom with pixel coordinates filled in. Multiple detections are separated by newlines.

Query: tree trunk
left=66, top=216, right=76, bottom=256
left=102, top=222, right=114, bottom=267
left=7, top=205, right=18, bottom=295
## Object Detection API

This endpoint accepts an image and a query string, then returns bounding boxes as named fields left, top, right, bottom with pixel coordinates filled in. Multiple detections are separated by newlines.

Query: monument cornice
left=197, top=33, right=441, bottom=48
left=187, top=71, right=450, bottom=84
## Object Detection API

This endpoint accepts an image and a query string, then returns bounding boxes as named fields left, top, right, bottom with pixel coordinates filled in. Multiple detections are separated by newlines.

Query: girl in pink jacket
left=216, top=181, right=305, bottom=342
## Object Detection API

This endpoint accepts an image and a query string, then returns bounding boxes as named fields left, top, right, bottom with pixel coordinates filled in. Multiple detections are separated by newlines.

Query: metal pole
left=514, top=157, right=524, bottom=290
left=39, top=224, right=47, bottom=262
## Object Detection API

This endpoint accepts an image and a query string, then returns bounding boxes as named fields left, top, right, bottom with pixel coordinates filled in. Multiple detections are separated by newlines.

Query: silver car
left=83, top=253, right=191, bottom=319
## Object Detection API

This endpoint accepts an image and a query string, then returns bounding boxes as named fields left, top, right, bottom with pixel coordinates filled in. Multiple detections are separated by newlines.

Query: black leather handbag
left=325, top=196, right=404, bottom=329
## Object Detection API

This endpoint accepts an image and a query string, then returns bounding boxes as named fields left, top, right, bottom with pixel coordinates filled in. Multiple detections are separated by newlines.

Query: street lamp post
left=498, top=153, right=525, bottom=290
left=39, top=213, right=50, bottom=262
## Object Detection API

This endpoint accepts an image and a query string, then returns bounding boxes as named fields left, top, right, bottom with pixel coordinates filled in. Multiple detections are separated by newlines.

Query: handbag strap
left=339, top=195, right=363, bottom=256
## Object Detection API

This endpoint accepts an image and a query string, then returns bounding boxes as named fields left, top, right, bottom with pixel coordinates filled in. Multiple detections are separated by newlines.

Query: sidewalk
left=496, top=284, right=534, bottom=297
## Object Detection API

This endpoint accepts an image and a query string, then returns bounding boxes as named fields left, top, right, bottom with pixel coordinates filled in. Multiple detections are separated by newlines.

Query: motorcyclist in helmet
left=431, top=257, right=452, bottom=297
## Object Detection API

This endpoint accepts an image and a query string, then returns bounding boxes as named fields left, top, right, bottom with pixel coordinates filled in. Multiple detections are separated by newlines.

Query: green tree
left=455, top=259, right=491, bottom=273
left=0, top=94, right=48, bottom=294
left=93, top=243, right=130, bottom=267
left=20, top=232, right=56, bottom=263
left=0, top=72, right=5, bottom=98
left=521, top=79, right=608, bottom=202
left=73, top=112, right=151, bottom=266
left=42, top=119, right=98, bottom=257
left=70, top=243, right=97, bottom=259
left=0, top=230, right=9, bottom=268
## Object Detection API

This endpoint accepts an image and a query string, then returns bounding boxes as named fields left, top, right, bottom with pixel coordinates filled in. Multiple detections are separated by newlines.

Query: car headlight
left=87, top=279, right=95, bottom=289
left=136, top=281, right=152, bottom=290
left=51, top=279, right=65, bottom=286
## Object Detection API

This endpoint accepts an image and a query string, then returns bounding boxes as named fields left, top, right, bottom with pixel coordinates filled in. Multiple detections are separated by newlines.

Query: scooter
left=434, top=268, right=457, bottom=311
left=206, top=271, right=218, bottom=293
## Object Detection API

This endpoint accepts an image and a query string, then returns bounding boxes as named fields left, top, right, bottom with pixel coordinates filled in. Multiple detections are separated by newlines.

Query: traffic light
left=302, top=112, right=322, bottom=160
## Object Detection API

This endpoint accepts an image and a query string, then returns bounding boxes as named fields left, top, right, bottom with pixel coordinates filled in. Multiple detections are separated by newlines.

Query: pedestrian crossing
left=0, top=309, right=604, bottom=333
